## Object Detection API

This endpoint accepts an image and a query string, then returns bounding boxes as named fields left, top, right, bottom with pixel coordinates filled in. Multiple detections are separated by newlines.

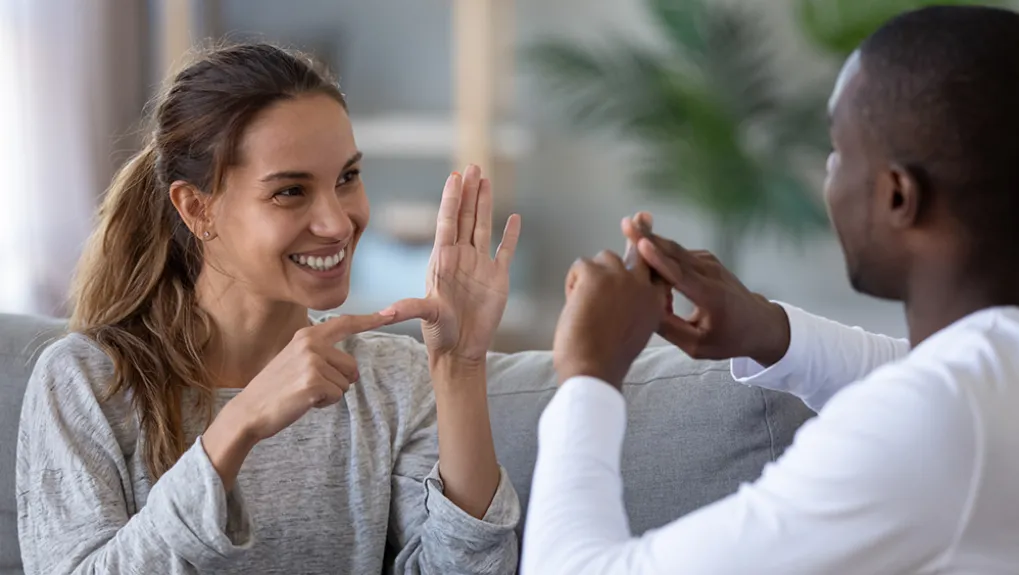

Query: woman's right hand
left=202, top=312, right=394, bottom=489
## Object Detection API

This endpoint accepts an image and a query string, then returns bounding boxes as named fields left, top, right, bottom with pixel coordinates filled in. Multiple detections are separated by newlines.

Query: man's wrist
left=556, top=361, right=623, bottom=391
left=748, top=300, right=791, bottom=367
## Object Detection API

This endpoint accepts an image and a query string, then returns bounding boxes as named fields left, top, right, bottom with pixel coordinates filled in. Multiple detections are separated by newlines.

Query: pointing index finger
left=315, top=312, right=396, bottom=342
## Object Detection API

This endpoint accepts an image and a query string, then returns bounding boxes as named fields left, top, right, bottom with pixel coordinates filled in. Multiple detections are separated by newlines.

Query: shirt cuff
left=730, top=302, right=812, bottom=393
left=423, top=463, right=521, bottom=546
left=538, top=376, right=628, bottom=473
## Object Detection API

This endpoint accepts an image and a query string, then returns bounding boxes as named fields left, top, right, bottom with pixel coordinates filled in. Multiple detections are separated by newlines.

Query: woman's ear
left=169, top=181, right=216, bottom=240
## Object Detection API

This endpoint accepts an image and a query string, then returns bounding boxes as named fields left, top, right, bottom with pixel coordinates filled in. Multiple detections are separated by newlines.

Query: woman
left=15, top=43, right=522, bottom=574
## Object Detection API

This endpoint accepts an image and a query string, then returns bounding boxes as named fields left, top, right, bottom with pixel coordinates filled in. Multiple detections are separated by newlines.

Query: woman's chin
left=300, top=288, right=350, bottom=313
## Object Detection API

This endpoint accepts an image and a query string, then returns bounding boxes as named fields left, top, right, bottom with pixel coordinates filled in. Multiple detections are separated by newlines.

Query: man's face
left=824, top=52, right=906, bottom=300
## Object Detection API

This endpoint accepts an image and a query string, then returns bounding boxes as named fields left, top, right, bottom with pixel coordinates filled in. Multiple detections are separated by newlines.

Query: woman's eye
left=274, top=186, right=304, bottom=198
left=338, top=169, right=361, bottom=186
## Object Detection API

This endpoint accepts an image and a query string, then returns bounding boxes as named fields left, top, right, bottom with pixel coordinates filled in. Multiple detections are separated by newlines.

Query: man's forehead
left=829, top=50, right=862, bottom=117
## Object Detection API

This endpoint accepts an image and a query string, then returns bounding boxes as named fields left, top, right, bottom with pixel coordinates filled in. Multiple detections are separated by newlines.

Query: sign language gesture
left=622, top=212, right=791, bottom=366
left=554, top=250, right=668, bottom=389
left=204, top=312, right=395, bottom=490
left=385, top=165, right=522, bottom=363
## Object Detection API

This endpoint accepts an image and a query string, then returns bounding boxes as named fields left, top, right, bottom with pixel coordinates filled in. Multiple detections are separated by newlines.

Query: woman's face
left=204, top=93, right=369, bottom=311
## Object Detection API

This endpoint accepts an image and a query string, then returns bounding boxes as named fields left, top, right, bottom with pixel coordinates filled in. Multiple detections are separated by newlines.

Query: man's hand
left=553, top=250, right=668, bottom=390
left=622, top=218, right=791, bottom=366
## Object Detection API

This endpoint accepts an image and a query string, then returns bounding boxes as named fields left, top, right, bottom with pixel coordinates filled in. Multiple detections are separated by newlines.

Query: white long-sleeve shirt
left=522, top=304, right=1019, bottom=574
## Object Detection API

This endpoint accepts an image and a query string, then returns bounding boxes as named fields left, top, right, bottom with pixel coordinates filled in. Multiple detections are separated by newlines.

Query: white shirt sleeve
left=522, top=372, right=979, bottom=575
left=731, top=303, right=911, bottom=411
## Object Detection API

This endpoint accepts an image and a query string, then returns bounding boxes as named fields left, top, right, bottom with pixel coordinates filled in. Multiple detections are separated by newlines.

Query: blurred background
left=1, top=0, right=1003, bottom=350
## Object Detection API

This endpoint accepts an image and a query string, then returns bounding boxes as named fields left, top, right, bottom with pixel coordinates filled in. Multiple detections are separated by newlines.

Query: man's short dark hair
left=857, top=6, right=1019, bottom=261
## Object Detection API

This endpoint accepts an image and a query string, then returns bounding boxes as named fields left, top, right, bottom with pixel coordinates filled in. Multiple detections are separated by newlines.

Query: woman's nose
left=309, top=191, right=355, bottom=239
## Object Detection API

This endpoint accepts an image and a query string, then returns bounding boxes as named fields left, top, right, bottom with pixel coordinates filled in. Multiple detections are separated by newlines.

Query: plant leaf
left=645, top=0, right=709, bottom=56
left=526, top=0, right=834, bottom=248
left=795, top=0, right=1013, bottom=56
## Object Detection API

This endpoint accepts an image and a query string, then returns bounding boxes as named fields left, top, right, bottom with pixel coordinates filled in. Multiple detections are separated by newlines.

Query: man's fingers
left=637, top=238, right=708, bottom=302
left=647, top=234, right=704, bottom=272
left=634, top=211, right=653, bottom=231
left=380, top=297, right=441, bottom=324
left=621, top=215, right=663, bottom=284
left=621, top=217, right=642, bottom=245
left=495, top=214, right=522, bottom=271
left=565, top=257, right=595, bottom=298
left=457, top=164, right=482, bottom=244
left=474, top=177, right=494, bottom=254
left=593, top=249, right=626, bottom=271
left=637, top=238, right=683, bottom=285
left=317, top=312, right=395, bottom=341
left=657, top=313, right=703, bottom=354
left=621, top=217, right=643, bottom=270
left=564, top=263, right=580, bottom=298
left=434, top=172, right=463, bottom=249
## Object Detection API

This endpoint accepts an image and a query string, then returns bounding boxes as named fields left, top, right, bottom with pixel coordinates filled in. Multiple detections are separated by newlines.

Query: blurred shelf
left=351, top=114, right=534, bottom=159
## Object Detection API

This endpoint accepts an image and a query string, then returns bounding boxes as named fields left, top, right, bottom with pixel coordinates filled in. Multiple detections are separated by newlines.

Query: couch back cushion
left=0, top=314, right=813, bottom=571
left=486, top=345, right=813, bottom=536
left=0, top=314, right=65, bottom=574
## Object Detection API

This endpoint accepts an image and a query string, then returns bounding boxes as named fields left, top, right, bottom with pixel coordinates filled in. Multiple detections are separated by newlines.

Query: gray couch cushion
left=487, top=346, right=813, bottom=537
left=0, top=314, right=813, bottom=572
left=0, top=314, right=65, bottom=575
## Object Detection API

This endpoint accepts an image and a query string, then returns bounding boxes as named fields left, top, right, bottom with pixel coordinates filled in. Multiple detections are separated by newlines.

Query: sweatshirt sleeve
left=15, top=338, right=253, bottom=575
left=731, top=303, right=911, bottom=411
left=380, top=338, right=520, bottom=575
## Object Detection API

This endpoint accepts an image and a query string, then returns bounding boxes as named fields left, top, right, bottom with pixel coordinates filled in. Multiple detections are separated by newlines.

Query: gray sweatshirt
left=15, top=330, right=520, bottom=574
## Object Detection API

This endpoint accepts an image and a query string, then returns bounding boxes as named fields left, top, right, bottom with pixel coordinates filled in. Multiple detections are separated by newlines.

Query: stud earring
left=202, top=231, right=210, bottom=239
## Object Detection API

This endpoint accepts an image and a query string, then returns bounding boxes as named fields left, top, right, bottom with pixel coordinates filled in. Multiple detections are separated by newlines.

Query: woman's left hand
left=385, top=165, right=521, bottom=364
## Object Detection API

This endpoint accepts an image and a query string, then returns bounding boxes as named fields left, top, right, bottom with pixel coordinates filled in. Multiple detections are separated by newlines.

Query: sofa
left=0, top=312, right=814, bottom=574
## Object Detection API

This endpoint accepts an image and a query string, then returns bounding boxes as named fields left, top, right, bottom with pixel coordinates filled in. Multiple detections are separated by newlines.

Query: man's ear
left=880, top=163, right=923, bottom=229
left=169, top=181, right=215, bottom=240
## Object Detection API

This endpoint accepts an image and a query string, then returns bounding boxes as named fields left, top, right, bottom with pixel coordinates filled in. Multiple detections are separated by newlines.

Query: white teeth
left=290, top=249, right=346, bottom=271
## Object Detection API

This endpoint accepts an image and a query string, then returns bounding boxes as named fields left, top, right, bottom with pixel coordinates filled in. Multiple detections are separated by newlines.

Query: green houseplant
left=527, top=0, right=831, bottom=269
left=795, top=0, right=1012, bottom=57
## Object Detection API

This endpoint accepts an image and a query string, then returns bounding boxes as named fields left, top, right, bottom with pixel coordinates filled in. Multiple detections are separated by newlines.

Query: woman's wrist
left=201, top=401, right=259, bottom=492
left=429, top=353, right=487, bottom=393
left=429, top=353, right=501, bottom=519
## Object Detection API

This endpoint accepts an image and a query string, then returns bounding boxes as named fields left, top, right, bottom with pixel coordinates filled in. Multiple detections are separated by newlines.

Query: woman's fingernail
left=451, top=171, right=461, bottom=178
left=379, top=307, right=396, bottom=318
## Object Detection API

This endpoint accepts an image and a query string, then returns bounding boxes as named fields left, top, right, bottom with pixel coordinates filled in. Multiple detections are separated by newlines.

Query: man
left=522, top=6, right=1019, bottom=574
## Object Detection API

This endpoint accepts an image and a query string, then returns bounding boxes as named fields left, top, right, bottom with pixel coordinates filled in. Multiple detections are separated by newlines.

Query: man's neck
left=904, top=263, right=1019, bottom=347
left=196, top=271, right=310, bottom=389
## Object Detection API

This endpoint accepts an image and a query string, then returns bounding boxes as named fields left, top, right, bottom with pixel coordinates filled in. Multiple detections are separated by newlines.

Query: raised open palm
left=385, top=165, right=521, bottom=362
